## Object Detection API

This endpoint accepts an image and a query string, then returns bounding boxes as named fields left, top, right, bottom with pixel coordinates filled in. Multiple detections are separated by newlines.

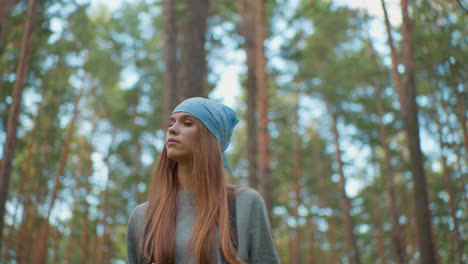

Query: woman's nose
left=168, top=124, right=177, bottom=135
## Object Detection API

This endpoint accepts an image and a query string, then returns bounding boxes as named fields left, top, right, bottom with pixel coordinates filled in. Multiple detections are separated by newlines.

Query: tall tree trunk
left=0, top=0, right=12, bottom=55
left=79, top=120, right=97, bottom=264
left=328, top=216, right=340, bottom=264
left=238, top=0, right=258, bottom=189
left=373, top=78, right=408, bottom=264
left=3, top=97, right=43, bottom=263
left=2, top=220, right=13, bottom=262
left=400, top=1, right=438, bottom=263
left=35, top=88, right=83, bottom=264
left=2, top=205, right=19, bottom=262
left=0, top=0, right=38, bottom=249
left=64, top=179, right=79, bottom=264
left=16, top=95, right=53, bottom=263
left=16, top=200, right=36, bottom=263
left=16, top=107, right=54, bottom=263
left=16, top=170, right=42, bottom=263
left=331, top=112, right=361, bottom=264
left=287, top=226, right=293, bottom=264
left=255, top=0, right=272, bottom=217
left=402, top=186, right=417, bottom=262
left=80, top=139, right=92, bottom=264
left=452, top=86, right=468, bottom=161
left=365, top=26, right=408, bottom=262
left=292, top=91, right=302, bottom=264
left=306, top=215, right=316, bottom=264
left=433, top=102, right=464, bottom=264
left=179, top=0, right=210, bottom=99
left=310, top=130, right=325, bottom=211
left=380, top=0, right=405, bottom=109
left=31, top=219, right=50, bottom=263
left=373, top=193, right=388, bottom=264
left=162, top=0, right=178, bottom=126
left=96, top=132, right=116, bottom=264
left=52, top=227, right=60, bottom=264
left=96, top=187, right=109, bottom=264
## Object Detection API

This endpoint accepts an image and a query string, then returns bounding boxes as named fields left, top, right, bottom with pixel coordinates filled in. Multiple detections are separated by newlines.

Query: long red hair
left=141, top=122, right=244, bottom=264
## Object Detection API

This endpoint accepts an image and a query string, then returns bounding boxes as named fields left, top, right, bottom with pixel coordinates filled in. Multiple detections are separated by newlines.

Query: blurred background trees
left=0, top=0, right=467, bottom=263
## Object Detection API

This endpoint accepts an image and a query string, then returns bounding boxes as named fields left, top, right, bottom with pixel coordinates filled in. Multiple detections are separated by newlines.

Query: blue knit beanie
left=171, top=97, right=239, bottom=168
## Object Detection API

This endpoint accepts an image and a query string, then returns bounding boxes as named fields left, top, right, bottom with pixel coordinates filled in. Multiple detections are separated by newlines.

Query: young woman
left=126, top=97, right=280, bottom=264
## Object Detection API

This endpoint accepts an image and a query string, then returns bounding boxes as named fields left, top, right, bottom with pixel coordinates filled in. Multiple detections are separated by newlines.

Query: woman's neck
left=177, top=162, right=193, bottom=190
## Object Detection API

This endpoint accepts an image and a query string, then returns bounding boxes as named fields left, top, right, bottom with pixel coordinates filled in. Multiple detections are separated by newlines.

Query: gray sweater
left=126, top=187, right=280, bottom=264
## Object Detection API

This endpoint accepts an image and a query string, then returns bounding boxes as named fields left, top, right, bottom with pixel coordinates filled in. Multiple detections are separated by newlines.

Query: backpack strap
left=227, top=187, right=238, bottom=251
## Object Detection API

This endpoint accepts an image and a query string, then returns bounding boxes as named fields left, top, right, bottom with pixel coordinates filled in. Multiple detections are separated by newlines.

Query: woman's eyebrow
left=169, top=114, right=195, bottom=121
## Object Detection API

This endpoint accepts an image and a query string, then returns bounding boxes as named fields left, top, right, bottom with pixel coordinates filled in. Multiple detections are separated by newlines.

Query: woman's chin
left=167, top=152, right=187, bottom=163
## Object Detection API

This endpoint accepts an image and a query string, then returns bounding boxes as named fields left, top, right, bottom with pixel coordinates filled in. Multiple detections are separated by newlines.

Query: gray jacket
left=126, top=187, right=280, bottom=264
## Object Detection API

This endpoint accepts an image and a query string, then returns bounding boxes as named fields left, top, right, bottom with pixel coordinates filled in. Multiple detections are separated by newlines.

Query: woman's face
left=165, top=112, right=199, bottom=163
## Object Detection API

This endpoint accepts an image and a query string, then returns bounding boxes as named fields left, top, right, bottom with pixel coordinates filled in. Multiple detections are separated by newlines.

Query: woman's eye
left=184, top=122, right=192, bottom=126
left=168, top=123, right=174, bottom=127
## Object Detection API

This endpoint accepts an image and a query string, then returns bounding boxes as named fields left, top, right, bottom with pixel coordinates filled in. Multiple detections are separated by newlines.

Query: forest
left=0, top=0, right=467, bottom=263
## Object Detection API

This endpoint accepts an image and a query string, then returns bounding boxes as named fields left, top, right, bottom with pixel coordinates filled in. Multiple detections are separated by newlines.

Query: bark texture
left=331, top=112, right=361, bottom=264
left=162, top=0, right=178, bottom=127
left=238, top=0, right=258, bottom=189
left=400, top=1, right=438, bottom=263
left=255, top=0, right=272, bottom=217
left=179, top=0, right=210, bottom=100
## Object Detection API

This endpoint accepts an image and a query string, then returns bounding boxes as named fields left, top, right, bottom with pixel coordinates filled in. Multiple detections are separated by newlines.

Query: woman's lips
left=167, top=138, right=180, bottom=145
